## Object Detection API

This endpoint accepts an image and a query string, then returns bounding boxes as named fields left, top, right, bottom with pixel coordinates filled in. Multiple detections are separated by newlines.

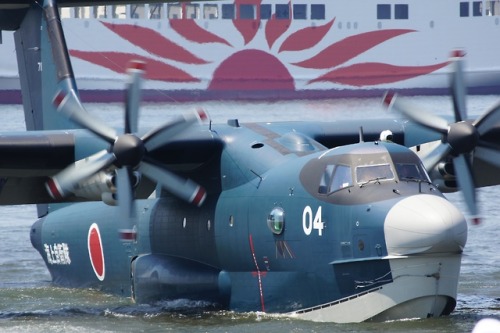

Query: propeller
left=46, top=60, right=208, bottom=240
left=383, top=50, right=500, bottom=224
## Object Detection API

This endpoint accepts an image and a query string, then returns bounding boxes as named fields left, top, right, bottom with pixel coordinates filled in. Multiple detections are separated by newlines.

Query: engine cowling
left=70, top=170, right=140, bottom=205
left=429, top=161, right=458, bottom=193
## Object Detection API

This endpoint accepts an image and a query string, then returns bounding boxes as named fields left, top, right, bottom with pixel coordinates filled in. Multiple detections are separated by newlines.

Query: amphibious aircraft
left=1, top=0, right=500, bottom=323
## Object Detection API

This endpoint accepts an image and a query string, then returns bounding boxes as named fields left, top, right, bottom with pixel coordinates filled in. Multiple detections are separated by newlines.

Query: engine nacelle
left=429, top=162, right=458, bottom=193
left=411, top=141, right=458, bottom=193
left=72, top=170, right=115, bottom=202
left=72, top=170, right=140, bottom=205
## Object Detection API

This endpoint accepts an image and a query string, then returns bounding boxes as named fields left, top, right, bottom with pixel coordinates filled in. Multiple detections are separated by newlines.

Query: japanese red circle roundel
left=88, top=223, right=105, bottom=281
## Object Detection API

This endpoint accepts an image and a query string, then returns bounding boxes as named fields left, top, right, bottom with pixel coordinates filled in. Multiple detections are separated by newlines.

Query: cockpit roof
left=300, top=141, right=431, bottom=203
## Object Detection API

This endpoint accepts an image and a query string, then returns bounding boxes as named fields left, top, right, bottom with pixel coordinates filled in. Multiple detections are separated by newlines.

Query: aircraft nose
left=384, top=194, right=467, bottom=255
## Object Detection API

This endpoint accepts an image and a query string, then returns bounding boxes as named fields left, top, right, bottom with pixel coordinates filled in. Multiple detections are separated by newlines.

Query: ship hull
left=2, top=0, right=500, bottom=103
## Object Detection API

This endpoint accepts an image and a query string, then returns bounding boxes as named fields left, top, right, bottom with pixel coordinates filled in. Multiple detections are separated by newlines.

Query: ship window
left=94, top=6, right=107, bottom=19
left=59, top=8, right=71, bottom=19
left=473, top=1, right=483, bottom=16
left=112, top=5, right=127, bottom=19
left=485, top=1, right=500, bottom=15
left=130, top=4, right=146, bottom=19
left=460, top=2, right=470, bottom=17
left=186, top=4, right=200, bottom=19
left=319, top=164, right=353, bottom=194
left=293, top=4, right=307, bottom=19
left=260, top=4, right=272, bottom=19
left=204, top=4, right=218, bottom=19
left=222, top=4, right=235, bottom=19
left=311, top=4, right=325, bottom=19
left=240, top=4, right=256, bottom=19
left=377, top=4, right=391, bottom=19
left=395, top=4, right=409, bottom=19
left=356, top=164, right=394, bottom=184
left=74, top=6, right=94, bottom=18
left=167, top=4, right=182, bottom=19
left=276, top=4, right=290, bottom=19
left=149, top=4, right=163, bottom=19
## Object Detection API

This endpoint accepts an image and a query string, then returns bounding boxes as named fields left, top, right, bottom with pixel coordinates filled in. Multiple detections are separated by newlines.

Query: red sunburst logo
left=69, top=0, right=448, bottom=92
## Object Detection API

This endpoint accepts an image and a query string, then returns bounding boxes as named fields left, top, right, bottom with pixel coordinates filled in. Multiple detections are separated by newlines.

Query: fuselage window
left=377, top=4, right=391, bottom=19
left=240, top=4, right=256, bottom=19
left=222, top=4, right=235, bottom=19
left=395, top=4, right=409, bottom=19
left=204, top=4, right=218, bottom=19
left=267, top=207, right=285, bottom=235
left=293, top=4, right=307, bottom=19
left=311, top=4, right=325, bottom=20
left=319, top=164, right=352, bottom=194
left=260, top=4, right=272, bottom=19
left=356, top=164, right=394, bottom=184
left=276, top=4, right=290, bottom=19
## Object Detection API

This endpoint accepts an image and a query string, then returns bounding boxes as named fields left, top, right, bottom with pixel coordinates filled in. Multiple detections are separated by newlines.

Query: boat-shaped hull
left=291, top=254, right=461, bottom=323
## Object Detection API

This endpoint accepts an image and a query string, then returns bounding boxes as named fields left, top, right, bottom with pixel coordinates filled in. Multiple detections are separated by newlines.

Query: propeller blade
left=124, top=60, right=146, bottom=134
left=53, top=89, right=117, bottom=143
left=420, top=142, right=452, bottom=172
left=474, top=146, right=500, bottom=169
left=450, top=50, right=467, bottom=122
left=383, top=92, right=449, bottom=134
left=453, top=153, right=478, bottom=218
left=116, top=167, right=137, bottom=241
left=139, top=161, right=206, bottom=206
left=142, top=108, right=208, bottom=152
left=473, top=101, right=500, bottom=137
left=46, top=150, right=115, bottom=199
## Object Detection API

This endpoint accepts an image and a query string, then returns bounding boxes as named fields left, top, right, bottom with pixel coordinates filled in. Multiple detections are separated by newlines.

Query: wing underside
left=0, top=129, right=224, bottom=205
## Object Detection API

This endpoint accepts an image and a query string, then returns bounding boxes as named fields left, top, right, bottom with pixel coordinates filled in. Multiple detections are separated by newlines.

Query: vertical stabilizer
left=12, top=1, right=84, bottom=217
left=14, top=0, right=82, bottom=131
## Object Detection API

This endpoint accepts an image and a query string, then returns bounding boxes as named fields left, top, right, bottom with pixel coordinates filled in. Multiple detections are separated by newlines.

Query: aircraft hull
left=291, top=254, right=461, bottom=322
left=29, top=137, right=467, bottom=323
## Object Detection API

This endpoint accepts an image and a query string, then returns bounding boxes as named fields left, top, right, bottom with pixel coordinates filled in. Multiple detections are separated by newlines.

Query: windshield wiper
left=400, top=176, right=419, bottom=182
left=360, top=176, right=387, bottom=187
left=327, top=184, right=353, bottom=196
left=400, top=177, right=433, bottom=185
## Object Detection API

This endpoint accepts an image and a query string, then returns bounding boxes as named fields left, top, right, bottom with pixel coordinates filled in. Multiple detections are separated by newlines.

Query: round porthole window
left=267, top=207, right=285, bottom=235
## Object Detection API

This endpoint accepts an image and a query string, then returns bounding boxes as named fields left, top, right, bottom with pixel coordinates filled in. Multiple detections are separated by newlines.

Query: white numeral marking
left=302, top=206, right=324, bottom=236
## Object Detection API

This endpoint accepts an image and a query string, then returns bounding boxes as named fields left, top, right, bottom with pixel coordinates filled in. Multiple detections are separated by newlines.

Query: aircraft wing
left=0, top=132, right=74, bottom=204
left=0, top=128, right=223, bottom=205
left=0, top=118, right=499, bottom=206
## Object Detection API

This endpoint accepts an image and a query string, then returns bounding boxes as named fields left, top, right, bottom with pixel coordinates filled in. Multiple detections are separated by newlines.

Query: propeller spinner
left=46, top=60, right=208, bottom=239
left=383, top=51, right=500, bottom=224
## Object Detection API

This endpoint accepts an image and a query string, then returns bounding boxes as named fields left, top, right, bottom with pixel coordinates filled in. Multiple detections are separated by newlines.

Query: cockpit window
left=395, top=163, right=430, bottom=182
left=319, top=164, right=353, bottom=194
left=356, top=164, right=394, bottom=184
